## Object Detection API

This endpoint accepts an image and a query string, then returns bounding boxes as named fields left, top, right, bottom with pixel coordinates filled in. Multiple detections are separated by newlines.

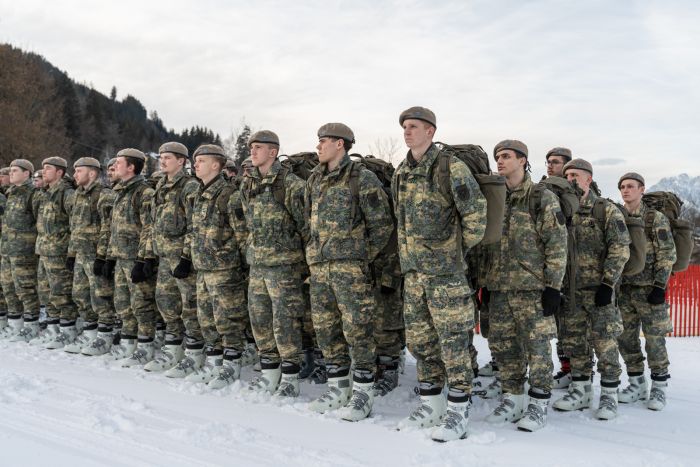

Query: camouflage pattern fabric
left=372, top=247, right=404, bottom=358
left=113, top=258, right=156, bottom=339
left=0, top=193, right=6, bottom=317
left=96, top=186, right=116, bottom=260
left=73, top=252, right=109, bottom=326
left=155, top=253, right=201, bottom=342
left=35, top=178, right=74, bottom=257
left=196, top=268, right=247, bottom=353
left=1, top=255, right=39, bottom=320
left=39, top=255, right=78, bottom=323
left=37, top=258, right=51, bottom=314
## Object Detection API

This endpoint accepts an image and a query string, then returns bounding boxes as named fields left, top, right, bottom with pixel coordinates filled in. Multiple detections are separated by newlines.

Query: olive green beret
left=117, top=148, right=146, bottom=161
left=225, top=158, right=237, bottom=170
left=42, top=156, right=68, bottom=169
left=0, top=167, right=10, bottom=176
left=546, top=147, right=572, bottom=162
left=33, top=170, right=43, bottom=178
left=618, top=172, right=645, bottom=188
left=399, top=106, right=437, bottom=128
left=11, top=159, right=34, bottom=173
left=193, top=144, right=227, bottom=161
left=73, top=157, right=102, bottom=170
left=248, top=130, right=280, bottom=147
left=158, top=142, right=188, bottom=158
left=563, top=158, right=593, bottom=175
left=317, top=123, right=355, bottom=144
left=107, top=158, right=117, bottom=168
left=241, top=157, right=253, bottom=169
left=494, top=139, right=528, bottom=158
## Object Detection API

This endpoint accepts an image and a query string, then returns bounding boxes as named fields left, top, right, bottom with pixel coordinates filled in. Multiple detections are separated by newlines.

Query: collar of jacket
left=78, top=179, right=101, bottom=194
left=8, top=179, right=33, bottom=194
left=507, top=173, right=533, bottom=200
left=581, top=188, right=599, bottom=208
left=114, top=174, right=145, bottom=192
left=406, top=143, right=439, bottom=171
left=201, top=173, right=226, bottom=197
left=47, top=178, right=69, bottom=195
left=251, top=159, right=282, bottom=184
left=159, top=169, right=187, bottom=190
left=320, top=152, right=352, bottom=180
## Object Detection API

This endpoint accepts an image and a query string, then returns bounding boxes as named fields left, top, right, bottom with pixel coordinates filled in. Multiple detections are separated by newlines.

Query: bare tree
left=368, top=137, right=402, bottom=165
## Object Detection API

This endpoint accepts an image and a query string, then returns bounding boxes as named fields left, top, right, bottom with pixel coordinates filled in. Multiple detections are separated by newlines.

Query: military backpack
left=642, top=191, right=694, bottom=272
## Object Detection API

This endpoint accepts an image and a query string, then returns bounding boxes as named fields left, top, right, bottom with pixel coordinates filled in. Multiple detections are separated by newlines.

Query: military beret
left=248, top=130, right=280, bottom=147
left=318, top=123, right=355, bottom=144
left=225, top=158, right=237, bottom=170
left=563, top=158, right=593, bottom=175
left=74, top=157, right=102, bottom=170
left=117, top=148, right=146, bottom=161
left=0, top=167, right=10, bottom=176
left=546, top=147, right=572, bottom=162
left=41, top=156, right=68, bottom=169
left=150, top=170, right=164, bottom=179
left=11, top=159, right=34, bottom=173
left=33, top=170, right=43, bottom=178
left=158, top=142, right=188, bottom=158
left=193, top=144, right=227, bottom=161
left=107, top=158, right=117, bottom=168
left=399, top=106, right=437, bottom=128
left=494, top=139, right=528, bottom=158
left=618, top=172, right=645, bottom=188
left=241, top=157, right=253, bottom=169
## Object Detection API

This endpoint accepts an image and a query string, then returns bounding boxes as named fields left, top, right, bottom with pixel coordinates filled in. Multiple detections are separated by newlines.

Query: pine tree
left=234, top=125, right=251, bottom=168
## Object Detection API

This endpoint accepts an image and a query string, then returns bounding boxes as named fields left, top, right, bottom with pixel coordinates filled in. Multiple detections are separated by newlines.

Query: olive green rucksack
left=642, top=191, right=694, bottom=272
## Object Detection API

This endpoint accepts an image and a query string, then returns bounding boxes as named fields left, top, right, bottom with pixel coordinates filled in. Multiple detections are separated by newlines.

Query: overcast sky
left=2, top=0, right=698, bottom=195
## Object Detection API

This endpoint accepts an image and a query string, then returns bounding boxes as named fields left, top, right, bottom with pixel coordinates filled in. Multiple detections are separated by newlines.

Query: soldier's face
left=546, top=156, right=566, bottom=177
left=250, top=143, right=277, bottom=168
left=159, top=153, right=184, bottom=177
left=495, top=150, right=524, bottom=178
left=402, top=119, right=434, bottom=150
left=619, top=180, right=644, bottom=204
left=42, top=164, right=60, bottom=185
left=0, top=175, right=8, bottom=186
left=9, top=166, right=29, bottom=185
left=316, top=137, right=344, bottom=164
left=74, top=166, right=93, bottom=187
left=194, top=155, right=220, bottom=180
left=114, top=157, right=133, bottom=179
left=108, top=165, right=118, bottom=183
left=566, top=169, right=592, bottom=192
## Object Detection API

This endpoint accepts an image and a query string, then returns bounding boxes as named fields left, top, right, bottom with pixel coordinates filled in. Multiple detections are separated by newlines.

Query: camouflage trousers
left=490, top=290, right=556, bottom=394
left=73, top=252, right=112, bottom=327
left=248, top=263, right=305, bottom=366
left=113, top=258, right=156, bottom=339
left=618, top=285, right=672, bottom=375
left=297, top=263, right=316, bottom=350
left=560, top=288, right=623, bottom=382
left=1, top=254, right=39, bottom=320
left=403, top=271, right=475, bottom=393
left=374, top=284, right=405, bottom=358
left=40, top=255, right=78, bottom=324
left=196, top=268, right=247, bottom=352
left=309, top=260, right=376, bottom=373
left=155, top=254, right=201, bottom=344
left=37, top=258, right=51, bottom=312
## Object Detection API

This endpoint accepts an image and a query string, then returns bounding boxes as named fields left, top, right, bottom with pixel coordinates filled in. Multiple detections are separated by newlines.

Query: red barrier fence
left=667, top=265, right=700, bottom=337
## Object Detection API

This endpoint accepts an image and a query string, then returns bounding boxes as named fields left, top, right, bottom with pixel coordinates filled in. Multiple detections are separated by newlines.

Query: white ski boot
left=64, top=328, right=97, bottom=353
left=309, top=373, right=352, bottom=414
left=1, top=317, right=23, bottom=339
left=81, top=331, right=114, bottom=356
left=484, top=378, right=502, bottom=399
left=595, top=385, right=618, bottom=420
left=553, top=370, right=573, bottom=390
left=478, top=360, right=498, bottom=377
left=108, top=337, right=137, bottom=361
left=153, top=329, right=165, bottom=349
left=30, top=323, right=59, bottom=346
left=185, top=353, right=223, bottom=383
left=248, top=365, right=282, bottom=393
left=164, top=348, right=205, bottom=378
left=397, top=393, right=447, bottom=430
left=553, top=378, right=592, bottom=411
left=431, top=397, right=471, bottom=442
left=274, top=372, right=300, bottom=398
left=618, top=374, right=647, bottom=403
left=517, top=393, right=549, bottom=432
left=0, top=316, right=7, bottom=334
left=45, top=326, right=78, bottom=350
left=240, top=342, right=258, bottom=367
left=485, top=393, right=525, bottom=423
left=647, top=380, right=668, bottom=411
left=121, top=341, right=155, bottom=367
left=208, top=355, right=242, bottom=389
left=144, top=344, right=183, bottom=372
left=10, top=320, right=40, bottom=342
left=373, top=356, right=399, bottom=397
left=339, top=380, right=374, bottom=422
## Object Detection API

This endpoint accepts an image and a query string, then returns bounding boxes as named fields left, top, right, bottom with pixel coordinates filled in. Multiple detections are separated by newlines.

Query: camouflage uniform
left=34, top=189, right=51, bottom=312
left=392, top=143, right=487, bottom=395
left=152, top=170, right=202, bottom=346
left=190, top=173, right=248, bottom=357
left=372, top=234, right=405, bottom=359
left=95, top=183, right=117, bottom=327
left=305, top=153, right=393, bottom=376
left=240, top=159, right=308, bottom=371
left=560, top=191, right=630, bottom=383
left=618, top=204, right=675, bottom=379
left=36, top=178, right=78, bottom=326
left=0, top=192, right=7, bottom=320
left=108, top=175, right=156, bottom=341
left=486, top=174, right=567, bottom=394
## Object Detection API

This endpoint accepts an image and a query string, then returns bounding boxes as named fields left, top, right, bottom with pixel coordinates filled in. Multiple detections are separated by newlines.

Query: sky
left=1, top=0, right=699, bottom=195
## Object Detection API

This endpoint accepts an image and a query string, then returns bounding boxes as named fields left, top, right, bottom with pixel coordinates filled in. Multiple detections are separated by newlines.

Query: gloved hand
left=65, top=256, right=76, bottom=272
left=172, top=257, right=192, bottom=279
left=93, top=257, right=106, bottom=276
left=103, top=259, right=116, bottom=280
left=142, top=258, right=157, bottom=279
left=647, top=286, right=666, bottom=305
left=541, top=287, right=561, bottom=317
left=380, top=285, right=396, bottom=295
left=130, top=261, right=146, bottom=283
left=594, top=283, right=614, bottom=307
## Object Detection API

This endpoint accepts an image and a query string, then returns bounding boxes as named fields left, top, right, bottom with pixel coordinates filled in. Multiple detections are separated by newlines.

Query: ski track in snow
left=1, top=336, right=698, bottom=467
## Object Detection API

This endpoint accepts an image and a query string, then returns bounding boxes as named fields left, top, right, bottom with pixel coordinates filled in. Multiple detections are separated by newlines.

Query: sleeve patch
left=455, top=184, right=470, bottom=201
left=555, top=210, right=566, bottom=225
left=616, top=219, right=626, bottom=233
left=367, top=192, right=380, bottom=208
left=658, top=228, right=669, bottom=241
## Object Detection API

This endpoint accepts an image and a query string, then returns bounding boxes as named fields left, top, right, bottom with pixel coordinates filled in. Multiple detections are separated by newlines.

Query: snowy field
left=1, top=335, right=698, bottom=467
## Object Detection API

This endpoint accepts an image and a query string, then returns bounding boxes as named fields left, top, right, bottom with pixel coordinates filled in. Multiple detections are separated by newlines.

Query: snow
left=1, top=335, right=698, bottom=467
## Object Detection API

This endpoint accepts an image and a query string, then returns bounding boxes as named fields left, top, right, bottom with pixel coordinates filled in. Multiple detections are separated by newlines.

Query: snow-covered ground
left=1, top=335, right=698, bottom=467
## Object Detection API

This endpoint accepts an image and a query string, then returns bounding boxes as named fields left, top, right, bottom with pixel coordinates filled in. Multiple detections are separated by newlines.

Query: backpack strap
left=348, top=161, right=362, bottom=222
left=272, top=166, right=289, bottom=207
left=592, top=198, right=608, bottom=233
left=436, top=151, right=452, bottom=202
left=528, top=182, right=545, bottom=225
left=644, top=209, right=657, bottom=241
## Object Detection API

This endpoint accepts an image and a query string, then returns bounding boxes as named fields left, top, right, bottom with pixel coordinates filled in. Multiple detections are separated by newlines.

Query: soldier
left=33, top=170, right=45, bottom=189
left=223, top=158, right=239, bottom=187
left=617, top=173, right=675, bottom=410
left=0, top=159, right=42, bottom=341
left=305, top=123, right=393, bottom=421
left=185, top=144, right=249, bottom=386
left=545, top=147, right=571, bottom=178
left=0, top=187, right=7, bottom=333
left=144, top=142, right=203, bottom=373
left=483, top=140, right=567, bottom=431
left=0, top=167, right=10, bottom=192
left=554, top=159, right=630, bottom=420
left=31, top=169, right=51, bottom=339
left=237, top=130, right=308, bottom=396
left=106, top=149, right=158, bottom=366
left=392, top=107, right=487, bottom=442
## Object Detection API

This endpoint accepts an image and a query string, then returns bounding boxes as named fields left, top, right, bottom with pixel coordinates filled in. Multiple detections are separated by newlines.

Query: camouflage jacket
left=622, top=203, right=676, bottom=287
left=240, top=160, right=308, bottom=267
left=107, top=175, right=154, bottom=260
left=487, top=175, right=568, bottom=292
left=68, top=180, right=106, bottom=257
left=0, top=192, right=6, bottom=252
left=152, top=170, right=201, bottom=259
left=36, top=178, right=75, bottom=257
left=392, top=144, right=487, bottom=276
left=572, top=191, right=630, bottom=289
left=1, top=180, right=41, bottom=256
left=190, top=174, right=247, bottom=271
left=305, top=153, right=393, bottom=266
left=96, top=184, right=116, bottom=259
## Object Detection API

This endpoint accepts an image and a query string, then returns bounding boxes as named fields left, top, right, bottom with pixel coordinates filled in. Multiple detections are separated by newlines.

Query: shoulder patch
left=616, top=219, right=626, bottom=233
left=658, top=228, right=669, bottom=241
left=367, top=191, right=380, bottom=208
left=555, top=210, right=565, bottom=225
left=455, top=184, right=470, bottom=201
left=234, top=207, right=245, bottom=220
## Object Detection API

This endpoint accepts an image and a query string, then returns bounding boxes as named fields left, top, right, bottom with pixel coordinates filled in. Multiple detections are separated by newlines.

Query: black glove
left=142, top=258, right=157, bottom=279
left=131, top=261, right=146, bottom=283
left=541, top=287, right=561, bottom=317
left=65, top=256, right=76, bottom=272
left=480, top=287, right=490, bottom=307
left=93, top=257, right=106, bottom=276
left=594, top=283, right=614, bottom=307
left=380, top=285, right=396, bottom=295
left=647, top=286, right=666, bottom=305
left=103, top=259, right=116, bottom=280
left=172, top=257, right=192, bottom=279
